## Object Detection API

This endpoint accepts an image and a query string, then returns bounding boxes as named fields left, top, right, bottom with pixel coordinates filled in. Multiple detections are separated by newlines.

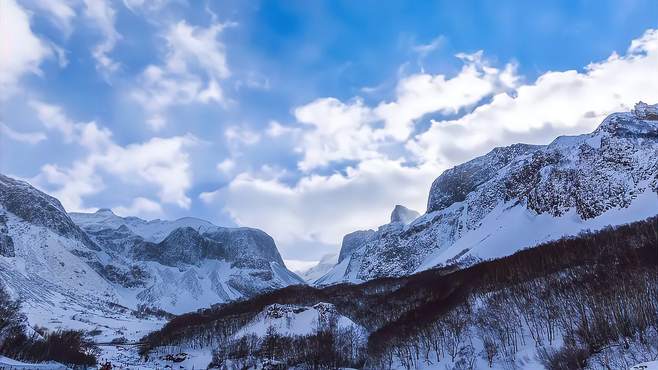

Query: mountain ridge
left=318, top=102, right=658, bottom=285
left=0, top=175, right=304, bottom=343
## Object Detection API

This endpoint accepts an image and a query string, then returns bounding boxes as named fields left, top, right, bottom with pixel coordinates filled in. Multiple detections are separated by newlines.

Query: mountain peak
left=95, top=208, right=115, bottom=215
left=390, top=205, right=420, bottom=224
left=633, top=101, right=658, bottom=120
left=320, top=105, right=658, bottom=285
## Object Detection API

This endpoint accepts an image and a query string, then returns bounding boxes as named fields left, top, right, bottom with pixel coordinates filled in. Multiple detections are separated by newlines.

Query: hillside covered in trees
left=140, top=216, right=658, bottom=369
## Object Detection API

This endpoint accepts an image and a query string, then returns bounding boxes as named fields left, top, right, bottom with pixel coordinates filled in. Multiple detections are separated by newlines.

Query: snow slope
left=0, top=356, right=68, bottom=369
left=319, top=102, right=658, bottom=285
left=631, top=362, right=658, bottom=370
left=298, top=253, right=338, bottom=283
left=233, top=302, right=366, bottom=339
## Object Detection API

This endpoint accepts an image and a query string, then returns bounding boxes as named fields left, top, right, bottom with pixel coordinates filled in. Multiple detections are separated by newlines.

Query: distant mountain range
left=0, top=174, right=303, bottom=341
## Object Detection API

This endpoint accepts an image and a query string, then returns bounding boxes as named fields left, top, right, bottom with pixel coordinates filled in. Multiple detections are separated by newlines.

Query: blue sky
left=2, top=0, right=658, bottom=265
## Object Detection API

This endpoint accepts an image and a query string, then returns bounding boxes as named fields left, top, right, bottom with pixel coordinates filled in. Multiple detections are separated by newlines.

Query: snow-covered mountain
left=318, top=102, right=658, bottom=285
left=298, top=253, right=338, bottom=283
left=68, top=208, right=304, bottom=310
left=0, top=174, right=304, bottom=341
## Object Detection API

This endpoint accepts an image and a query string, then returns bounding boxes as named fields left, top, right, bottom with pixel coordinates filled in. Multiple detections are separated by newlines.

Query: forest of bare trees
left=140, top=216, right=657, bottom=369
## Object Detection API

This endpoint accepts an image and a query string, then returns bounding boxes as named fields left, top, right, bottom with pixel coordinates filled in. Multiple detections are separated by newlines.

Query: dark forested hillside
left=0, top=286, right=99, bottom=366
left=140, top=217, right=658, bottom=369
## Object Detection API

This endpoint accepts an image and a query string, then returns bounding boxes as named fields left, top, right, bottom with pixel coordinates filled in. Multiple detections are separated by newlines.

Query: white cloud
left=31, top=100, right=197, bottom=211
left=83, top=0, right=121, bottom=75
left=266, top=120, right=298, bottom=137
left=133, top=20, right=230, bottom=129
left=409, top=28, right=658, bottom=167
left=30, top=0, right=76, bottom=36
left=218, top=28, right=658, bottom=258
left=412, top=35, right=445, bottom=57
left=375, top=51, right=519, bottom=140
left=30, top=100, right=77, bottom=140
left=0, top=0, right=53, bottom=98
left=225, top=125, right=261, bottom=145
left=113, top=197, right=164, bottom=218
left=294, top=97, right=379, bottom=171
left=217, top=158, right=236, bottom=174
left=293, top=52, right=520, bottom=171
left=122, top=0, right=169, bottom=13
left=199, top=189, right=219, bottom=204
left=283, top=259, right=319, bottom=274
left=224, top=159, right=439, bottom=252
left=39, top=161, right=102, bottom=213
left=0, top=123, right=47, bottom=144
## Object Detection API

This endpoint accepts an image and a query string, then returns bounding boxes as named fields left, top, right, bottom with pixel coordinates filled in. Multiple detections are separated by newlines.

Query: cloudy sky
left=2, top=0, right=658, bottom=267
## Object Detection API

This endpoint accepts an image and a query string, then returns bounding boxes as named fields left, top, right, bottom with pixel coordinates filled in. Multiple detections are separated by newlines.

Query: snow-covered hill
left=0, top=174, right=304, bottom=343
left=233, top=302, right=366, bottom=339
left=318, top=102, right=658, bottom=285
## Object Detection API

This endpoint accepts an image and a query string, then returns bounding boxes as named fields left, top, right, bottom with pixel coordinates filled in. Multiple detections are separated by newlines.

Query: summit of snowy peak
left=633, top=101, right=658, bottom=120
left=0, top=174, right=99, bottom=250
left=390, top=205, right=420, bottom=224
left=594, top=104, right=658, bottom=139
left=70, top=210, right=216, bottom=243
left=95, top=208, right=115, bottom=215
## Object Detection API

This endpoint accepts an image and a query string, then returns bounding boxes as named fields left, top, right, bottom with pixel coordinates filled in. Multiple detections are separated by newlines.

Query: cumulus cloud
left=113, top=197, right=164, bottom=218
left=217, top=158, right=236, bottom=175
left=224, top=159, right=440, bottom=254
left=217, top=28, right=658, bottom=258
left=0, top=0, right=53, bottom=98
left=31, top=100, right=197, bottom=212
left=409, top=28, right=658, bottom=166
left=293, top=52, right=519, bottom=170
left=294, top=97, right=379, bottom=171
left=133, top=20, right=230, bottom=129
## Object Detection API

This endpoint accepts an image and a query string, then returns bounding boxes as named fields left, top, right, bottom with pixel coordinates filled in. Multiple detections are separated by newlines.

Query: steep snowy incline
left=318, top=102, right=658, bottom=285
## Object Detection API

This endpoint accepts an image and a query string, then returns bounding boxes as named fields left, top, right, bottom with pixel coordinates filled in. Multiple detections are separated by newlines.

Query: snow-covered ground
left=95, top=346, right=213, bottom=370
left=234, top=302, right=365, bottom=339
left=0, top=356, right=67, bottom=369
left=631, top=361, right=658, bottom=370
